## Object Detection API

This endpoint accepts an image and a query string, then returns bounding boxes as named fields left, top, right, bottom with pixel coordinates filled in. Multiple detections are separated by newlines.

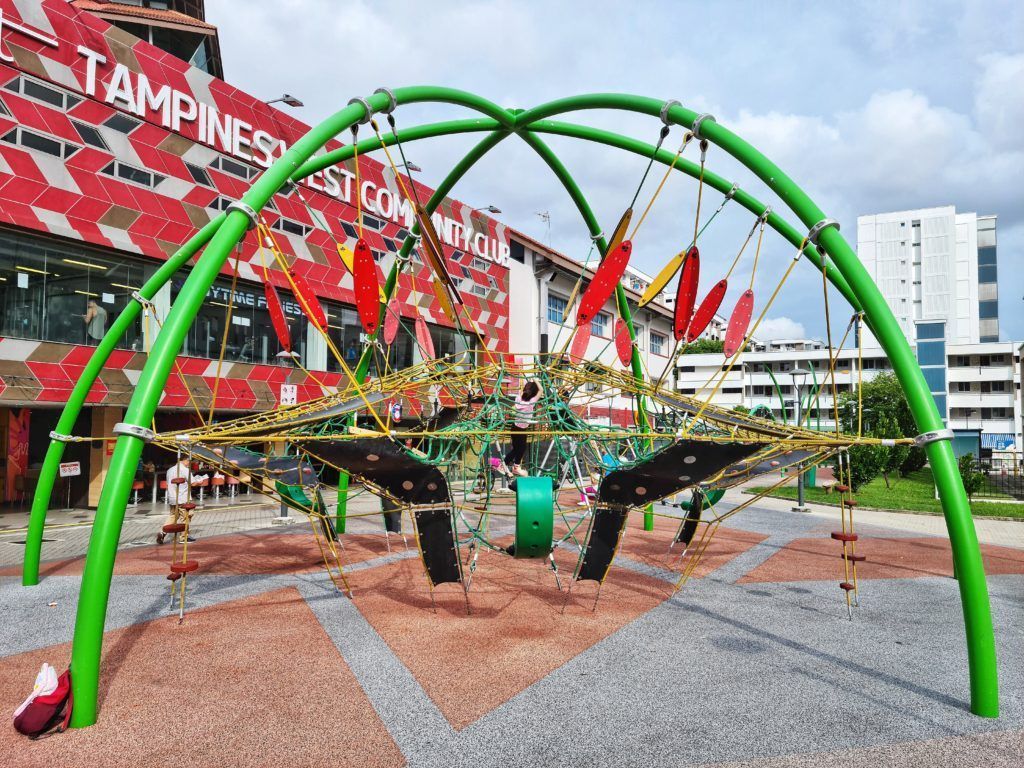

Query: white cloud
left=755, top=317, right=807, bottom=341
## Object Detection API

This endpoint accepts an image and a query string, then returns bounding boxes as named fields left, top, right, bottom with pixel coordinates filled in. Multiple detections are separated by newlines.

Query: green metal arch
left=26, top=87, right=994, bottom=724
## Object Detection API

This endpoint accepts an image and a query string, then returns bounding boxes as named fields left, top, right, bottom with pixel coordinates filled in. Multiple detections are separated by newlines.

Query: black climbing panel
left=576, top=505, right=629, bottom=583
left=598, top=440, right=760, bottom=506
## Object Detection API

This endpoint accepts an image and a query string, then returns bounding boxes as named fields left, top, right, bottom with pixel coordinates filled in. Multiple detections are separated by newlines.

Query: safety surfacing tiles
left=1, top=505, right=1022, bottom=768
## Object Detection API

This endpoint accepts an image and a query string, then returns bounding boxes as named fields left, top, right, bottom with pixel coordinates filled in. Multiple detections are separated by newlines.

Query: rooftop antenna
left=536, top=211, right=551, bottom=244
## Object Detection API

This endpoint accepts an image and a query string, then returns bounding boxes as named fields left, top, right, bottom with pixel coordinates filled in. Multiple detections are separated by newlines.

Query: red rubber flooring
left=0, top=588, right=404, bottom=768
left=740, top=536, right=1024, bottom=583
left=351, top=545, right=667, bottom=730
left=0, top=531, right=395, bottom=579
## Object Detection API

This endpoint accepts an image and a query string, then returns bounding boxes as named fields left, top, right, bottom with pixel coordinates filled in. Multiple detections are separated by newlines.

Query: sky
left=207, top=0, right=1024, bottom=342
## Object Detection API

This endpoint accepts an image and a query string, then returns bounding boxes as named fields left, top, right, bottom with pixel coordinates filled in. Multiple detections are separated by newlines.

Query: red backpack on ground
left=13, top=668, right=73, bottom=739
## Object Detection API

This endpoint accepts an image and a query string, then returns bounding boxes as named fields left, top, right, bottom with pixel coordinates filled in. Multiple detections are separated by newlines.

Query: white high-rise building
left=856, top=206, right=1000, bottom=346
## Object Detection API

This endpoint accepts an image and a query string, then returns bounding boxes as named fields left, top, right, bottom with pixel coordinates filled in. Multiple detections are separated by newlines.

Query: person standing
left=503, top=380, right=542, bottom=477
left=82, top=299, right=107, bottom=344
left=157, top=458, right=207, bottom=545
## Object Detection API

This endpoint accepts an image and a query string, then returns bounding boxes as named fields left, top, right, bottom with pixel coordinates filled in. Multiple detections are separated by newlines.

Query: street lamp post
left=472, top=204, right=502, bottom=214
left=265, top=94, right=304, bottom=108
left=791, top=368, right=812, bottom=512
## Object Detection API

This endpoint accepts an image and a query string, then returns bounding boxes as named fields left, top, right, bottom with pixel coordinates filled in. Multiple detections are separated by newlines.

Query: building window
left=978, top=265, right=998, bottom=283
left=722, top=387, right=742, bottom=394
left=1, top=127, right=79, bottom=159
left=978, top=246, right=997, bottom=266
left=71, top=121, right=108, bottom=150
left=210, top=155, right=258, bottom=180
left=680, top=365, right=695, bottom=373
left=323, top=303, right=476, bottom=376
left=101, top=160, right=164, bottom=188
left=979, top=300, right=998, bottom=319
left=271, top=217, right=313, bottom=237
left=547, top=294, right=567, bottom=324
left=3, top=75, right=81, bottom=111
left=591, top=312, right=610, bottom=338
left=174, top=274, right=309, bottom=367
left=650, top=331, right=666, bottom=356
left=207, top=196, right=232, bottom=212
left=634, top=324, right=645, bottom=350
left=916, top=322, right=945, bottom=341
left=922, top=366, right=946, bottom=392
left=103, top=112, right=142, bottom=134
left=0, top=228, right=154, bottom=350
left=185, top=162, right=213, bottom=187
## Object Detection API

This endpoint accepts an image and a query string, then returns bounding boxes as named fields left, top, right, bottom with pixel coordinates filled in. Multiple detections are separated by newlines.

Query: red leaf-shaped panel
left=414, top=315, right=435, bottom=360
left=723, top=288, right=754, bottom=358
left=614, top=318, right=633, bottom=366
left=569, top=322, right=592, bottom=363
left=383, top=303, right=400, bottom=345
left=352, top=238, right=381, bottom=334
left=672, top=246, right=700, bottom=341
left=287, top=268, right=327, bottom=331
left=264, top=282, right=291, bottom=353
left=576, top=241, right=633, bottom=326
left=686, top=279, right=728, bottom=343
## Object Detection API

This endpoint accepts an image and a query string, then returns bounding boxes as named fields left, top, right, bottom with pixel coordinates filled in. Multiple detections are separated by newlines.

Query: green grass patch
left=751, top=467, right=1024, bottom=520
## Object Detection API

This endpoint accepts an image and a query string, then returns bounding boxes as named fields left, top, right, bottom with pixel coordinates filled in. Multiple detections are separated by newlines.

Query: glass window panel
left=916, top=322, right=945, bottom=340
left=917, top=341, right=946, bottom=366
left=979, top=300, right=999, bottom=319
left=0, top=229, right=153, bottom=350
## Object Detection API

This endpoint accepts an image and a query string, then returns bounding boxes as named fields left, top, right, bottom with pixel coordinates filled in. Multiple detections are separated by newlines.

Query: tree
left=681, top=338, right=724, bottom=354
left=838, top=372, right=924, bottom=476
left=958, top=453, right=984, bottom=500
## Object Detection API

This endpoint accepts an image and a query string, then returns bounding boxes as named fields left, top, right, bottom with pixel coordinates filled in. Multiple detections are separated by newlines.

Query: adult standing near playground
left=81, top=300, right=107, bottom=345
left=157, top=459, right=206, bottom=545
left=504, top=380, right=542, bottom=476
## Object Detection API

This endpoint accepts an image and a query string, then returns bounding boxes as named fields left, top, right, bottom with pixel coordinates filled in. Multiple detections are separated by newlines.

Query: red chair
left=130, top=480, right=144, bottom=506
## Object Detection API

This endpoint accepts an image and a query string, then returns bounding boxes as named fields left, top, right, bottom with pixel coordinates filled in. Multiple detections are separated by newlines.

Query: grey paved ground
left=1, top=491, right=1022, bottom=767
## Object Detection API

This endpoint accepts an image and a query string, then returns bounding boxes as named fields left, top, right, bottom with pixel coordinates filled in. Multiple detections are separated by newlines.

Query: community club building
left=0, top=0, right=512, bottom=507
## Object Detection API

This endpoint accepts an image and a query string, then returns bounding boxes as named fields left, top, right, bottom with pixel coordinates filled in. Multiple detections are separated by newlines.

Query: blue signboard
left=981, top=433, right=1016, bottom=451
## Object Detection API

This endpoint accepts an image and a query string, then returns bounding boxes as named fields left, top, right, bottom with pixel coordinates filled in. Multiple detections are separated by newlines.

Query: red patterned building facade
left=0, top=0, right=511, bottom=505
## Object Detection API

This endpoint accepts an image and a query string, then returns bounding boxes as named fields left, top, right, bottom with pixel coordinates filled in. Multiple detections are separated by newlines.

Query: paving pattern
left=1, top=497, right=1022, bottom=767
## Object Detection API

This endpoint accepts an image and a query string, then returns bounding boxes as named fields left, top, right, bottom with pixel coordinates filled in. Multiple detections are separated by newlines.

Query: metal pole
left=794, top=388, right=807, bottom=511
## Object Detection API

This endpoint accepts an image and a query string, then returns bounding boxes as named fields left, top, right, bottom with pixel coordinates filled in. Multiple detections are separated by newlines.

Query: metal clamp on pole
left=225, top=200, right=258, bottom=231
left=373, top=87, right=397, bottom=114
left=347, top=96, right=374, bottom=125
left=807, top=217, right=840, bottom=246
left=690, top=113, right=716, bottom=140
left=590, top=231, right=605, bottom=242
left=724, top=182, right=739, bottom=201
left=112, top=423, right=156, bottom=443
left=914, top=428, right=954, bottom=447
left=130, top=290, right=155, bottom=310
left=49, top=431, right=74, bottom=443
left=659, top=99, right=681, bottom=126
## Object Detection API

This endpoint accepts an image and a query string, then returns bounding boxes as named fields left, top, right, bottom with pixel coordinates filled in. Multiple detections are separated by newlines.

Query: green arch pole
left=60, top=88, right=996, bottom=725
left=21, top=213, right=226, bottom=586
